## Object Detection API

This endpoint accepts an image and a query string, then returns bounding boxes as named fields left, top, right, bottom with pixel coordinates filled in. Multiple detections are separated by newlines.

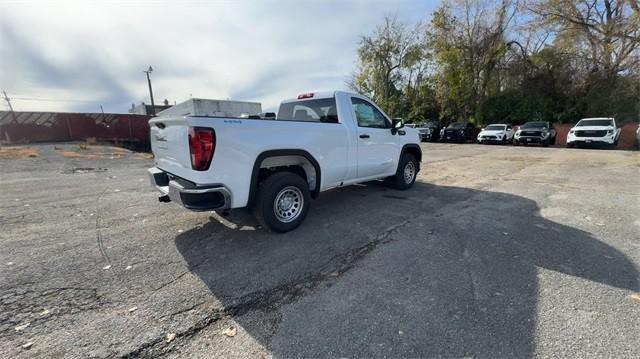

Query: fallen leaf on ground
left=125, top=265, right=132, bottom=270
left=22, top=342, right=34, bottom=349
left=102, top=265, right=111, bottom=270
left=329, top=272, right=339, bottom=277
left=222, top=327, right=237, bottom=337
left=40, top=309, right=50, bottom=316
left=630, top=293, right=640, bottom=302
left=15, top=322, right=30, bottom=331
left=128, top=306, right=138, bottom=312
left=166, top=333, right=176, bottom=343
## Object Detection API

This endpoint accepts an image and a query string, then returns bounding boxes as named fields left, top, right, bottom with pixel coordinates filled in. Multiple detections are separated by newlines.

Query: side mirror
left=391, top=118, right=404, bottom=134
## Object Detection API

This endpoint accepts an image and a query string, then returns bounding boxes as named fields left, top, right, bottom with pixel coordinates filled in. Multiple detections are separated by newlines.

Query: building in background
left=157, top=98, right=261, bottom=118
left=129, top=99, right=173, bottom=115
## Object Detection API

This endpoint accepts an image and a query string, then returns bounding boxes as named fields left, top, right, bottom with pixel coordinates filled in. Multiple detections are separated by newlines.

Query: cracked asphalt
left=1, top=143, right=639, bottom=358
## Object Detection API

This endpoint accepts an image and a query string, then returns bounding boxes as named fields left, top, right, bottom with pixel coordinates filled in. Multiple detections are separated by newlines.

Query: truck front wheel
left=254, top=172, right=311, bottom=233
left=391, top=153, right=418, bottom=190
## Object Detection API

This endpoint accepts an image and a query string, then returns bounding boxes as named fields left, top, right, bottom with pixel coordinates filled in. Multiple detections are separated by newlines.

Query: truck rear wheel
left=391, top=153, right=418, bottom=190
left=254, top=172, right=310, bottom=233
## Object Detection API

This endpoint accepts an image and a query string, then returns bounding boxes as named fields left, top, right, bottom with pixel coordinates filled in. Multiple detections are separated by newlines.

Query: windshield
left=485, top=125, right=506, bottom=131
left=522, top=122, right=547, bottom=129
left=448, top=123, right=466, bottom=129
left=576, top=119, right=613, bottom=127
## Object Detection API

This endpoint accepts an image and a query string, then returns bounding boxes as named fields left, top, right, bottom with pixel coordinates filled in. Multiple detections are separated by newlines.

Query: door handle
left=359, top=134, right=370, bottom=139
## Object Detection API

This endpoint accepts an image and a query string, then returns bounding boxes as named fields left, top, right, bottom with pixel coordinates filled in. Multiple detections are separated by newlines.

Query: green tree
left=429, top=0, right=516, bottom=123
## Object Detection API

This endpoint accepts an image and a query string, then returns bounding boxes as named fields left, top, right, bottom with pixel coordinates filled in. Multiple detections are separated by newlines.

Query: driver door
left=350, top=97, right=398, bottom=179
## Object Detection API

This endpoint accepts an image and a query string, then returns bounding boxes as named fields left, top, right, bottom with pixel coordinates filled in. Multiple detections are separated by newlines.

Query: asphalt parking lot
left=1, top=142, right=639, bottom=358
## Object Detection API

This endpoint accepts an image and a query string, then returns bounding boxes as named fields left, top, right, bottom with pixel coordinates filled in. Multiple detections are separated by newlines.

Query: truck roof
left=280, top=90, right=364, bottom=104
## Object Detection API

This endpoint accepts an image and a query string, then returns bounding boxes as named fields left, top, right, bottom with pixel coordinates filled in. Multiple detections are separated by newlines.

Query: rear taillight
left=188, top=127, right=215, bottom=171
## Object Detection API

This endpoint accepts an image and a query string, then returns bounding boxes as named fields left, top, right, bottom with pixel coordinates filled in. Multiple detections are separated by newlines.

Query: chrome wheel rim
left=403, top=161, right=416, bottom=184
left=273, top=186, right=304, bottom=223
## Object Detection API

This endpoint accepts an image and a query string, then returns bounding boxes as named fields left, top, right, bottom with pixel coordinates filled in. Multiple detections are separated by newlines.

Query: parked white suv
left=566, top=117, right=620, bottom=148
left=477, top=124, right=514, bottom=144
left=148, top=91, right=422, bottom=232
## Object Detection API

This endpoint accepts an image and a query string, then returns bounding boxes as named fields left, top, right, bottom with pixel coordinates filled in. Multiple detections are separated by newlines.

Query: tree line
left=349, top=0, right=640, bottom=125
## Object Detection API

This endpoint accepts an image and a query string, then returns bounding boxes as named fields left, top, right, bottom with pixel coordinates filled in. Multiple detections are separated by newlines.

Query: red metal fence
left=0, top=111, right=152, bottom=146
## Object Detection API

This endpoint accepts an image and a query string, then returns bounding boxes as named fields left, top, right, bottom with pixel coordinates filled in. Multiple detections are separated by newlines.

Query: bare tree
left=528, top=0, right=640, bottom=76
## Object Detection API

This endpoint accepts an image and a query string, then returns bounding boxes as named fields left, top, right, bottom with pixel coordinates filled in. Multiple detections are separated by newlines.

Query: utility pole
left=143, top=66, right=156, bottom=116
left=2, top=90, right=14, bottom=112
left=2, top=90, right=18, bottom=123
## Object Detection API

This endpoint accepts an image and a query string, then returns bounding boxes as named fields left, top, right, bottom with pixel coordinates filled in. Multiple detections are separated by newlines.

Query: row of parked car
left=408, top=117, right=633, bottom=148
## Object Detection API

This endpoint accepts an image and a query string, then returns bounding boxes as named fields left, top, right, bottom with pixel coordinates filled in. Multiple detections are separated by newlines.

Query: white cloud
left=0, top=0, right=435, bottom=113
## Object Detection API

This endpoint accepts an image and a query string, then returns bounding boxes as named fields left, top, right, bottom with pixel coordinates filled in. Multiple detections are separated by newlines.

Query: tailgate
left=149, top=117, right=193, bottom=180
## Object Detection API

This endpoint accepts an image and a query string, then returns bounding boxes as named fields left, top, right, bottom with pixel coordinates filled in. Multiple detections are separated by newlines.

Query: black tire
left=253, top=172, right=310, bottom=233
left=391, top=153, right=418, bottom=190
left=501, top=137, right=506, bottom=145
left=513, top=139, right=519, bottom=146
left=543, top=137, right=550, bottom=147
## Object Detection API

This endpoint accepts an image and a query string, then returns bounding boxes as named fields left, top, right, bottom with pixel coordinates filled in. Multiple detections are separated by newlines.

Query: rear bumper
left=148, top=167, right=231, bottom=211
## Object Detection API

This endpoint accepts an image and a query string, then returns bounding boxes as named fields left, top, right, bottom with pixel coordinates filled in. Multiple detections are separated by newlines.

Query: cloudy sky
left=0, top=0, right=437, bottom=113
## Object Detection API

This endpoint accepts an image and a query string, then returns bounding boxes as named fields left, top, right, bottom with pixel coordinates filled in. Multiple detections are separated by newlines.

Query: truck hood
left=479, top=129, right=505, bottom=135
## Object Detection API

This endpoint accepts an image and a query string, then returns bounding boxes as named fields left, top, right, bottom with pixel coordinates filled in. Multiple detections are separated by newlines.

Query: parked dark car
left=513, top=121, right=557, bottom=147
left=441, top=122, right=480, bottom=143
left=422, top=121, right=445, bottom=142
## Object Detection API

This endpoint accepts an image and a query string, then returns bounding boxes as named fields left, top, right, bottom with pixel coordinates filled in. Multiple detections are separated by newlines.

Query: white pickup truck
left=148, top=91, right=422, bottom=232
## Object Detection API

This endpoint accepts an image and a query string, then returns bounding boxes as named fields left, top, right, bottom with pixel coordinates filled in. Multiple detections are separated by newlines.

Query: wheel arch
left=397, top=144, right=422, bottom=172
left=248, top=149, right=322, bottom=207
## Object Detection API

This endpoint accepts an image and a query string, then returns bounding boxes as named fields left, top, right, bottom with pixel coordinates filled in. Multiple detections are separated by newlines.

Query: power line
left=9, top=96, right=96, bottom=103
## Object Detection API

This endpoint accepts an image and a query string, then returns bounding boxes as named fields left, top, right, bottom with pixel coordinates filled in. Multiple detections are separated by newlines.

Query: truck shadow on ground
left=174, top=181, right=638, bottom=357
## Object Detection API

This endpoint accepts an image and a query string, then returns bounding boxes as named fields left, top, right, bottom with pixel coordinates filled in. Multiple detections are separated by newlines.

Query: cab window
left=351, top=98, right=389, bottom=128
left=277, top=98, right=339, bottom=123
